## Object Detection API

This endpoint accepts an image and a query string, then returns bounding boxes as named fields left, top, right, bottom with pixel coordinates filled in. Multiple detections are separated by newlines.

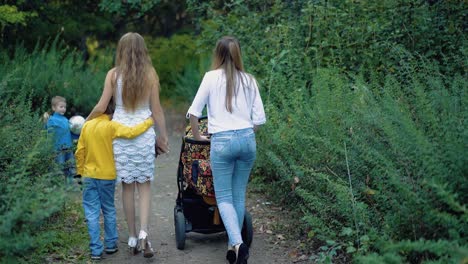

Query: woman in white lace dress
left=86, top=32, right=169, bottom=258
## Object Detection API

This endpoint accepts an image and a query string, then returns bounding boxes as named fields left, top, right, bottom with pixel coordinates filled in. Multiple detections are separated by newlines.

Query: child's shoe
left=105, top=246, right=118, bottom=254
left=90, top=254, right=102, bottom=260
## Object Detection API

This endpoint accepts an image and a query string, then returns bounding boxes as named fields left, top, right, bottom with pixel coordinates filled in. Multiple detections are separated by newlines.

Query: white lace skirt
left=112, top=107, right=156, bottom=183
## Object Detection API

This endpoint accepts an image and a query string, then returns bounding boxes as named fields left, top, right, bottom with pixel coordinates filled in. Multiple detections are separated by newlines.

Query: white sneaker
left=128, top=236, right=138, bottom=248
left=138, top=230, right=148, bottom=240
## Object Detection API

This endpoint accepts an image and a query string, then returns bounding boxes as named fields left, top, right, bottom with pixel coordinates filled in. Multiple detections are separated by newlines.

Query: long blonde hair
left=211, top=36, right=249, bottom=113
left=114, top=32, right=158, bottom=111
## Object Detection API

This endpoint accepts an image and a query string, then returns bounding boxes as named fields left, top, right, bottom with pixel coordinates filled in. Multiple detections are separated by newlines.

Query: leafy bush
left=0, top=37, right=107, bottom=116
left=174, top=56, right=211, bottom=102
left=146, top=34, right=209, bottom=100
left=0, top=98, right=66, bottom=260
left=257, top=63, right=467, bottom=262
left=188, top=0, right=466, bottom=77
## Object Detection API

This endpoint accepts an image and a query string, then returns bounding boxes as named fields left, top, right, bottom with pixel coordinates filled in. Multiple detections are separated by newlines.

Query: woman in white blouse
left=187, top=36, right=266, bottom=264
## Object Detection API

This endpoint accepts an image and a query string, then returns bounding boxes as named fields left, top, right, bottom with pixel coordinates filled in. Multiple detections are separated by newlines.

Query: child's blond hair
left=51, top=96, right=66, bottom=107
left=42, top=96, right=67, bottom=123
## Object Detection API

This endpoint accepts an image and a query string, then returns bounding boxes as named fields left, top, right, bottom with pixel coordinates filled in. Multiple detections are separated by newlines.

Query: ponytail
left=42, top=112, right=50, bottom=123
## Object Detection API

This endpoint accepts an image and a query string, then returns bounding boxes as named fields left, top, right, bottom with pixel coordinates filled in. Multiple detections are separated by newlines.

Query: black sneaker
left=105, top=247, right=118, bottom=254
left=226, top=249, right=236, bottom=264
left=236, top=243, right=249, bottom=264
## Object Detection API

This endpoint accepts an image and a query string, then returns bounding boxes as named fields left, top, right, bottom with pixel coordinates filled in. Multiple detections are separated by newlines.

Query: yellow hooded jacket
left=75, top=115, right=154, bottom=180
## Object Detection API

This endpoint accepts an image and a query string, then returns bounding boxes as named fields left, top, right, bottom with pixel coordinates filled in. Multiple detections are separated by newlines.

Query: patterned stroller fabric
left=180, top=118, right=215, bottom=197
left=174, top=117, right=254, bottom=246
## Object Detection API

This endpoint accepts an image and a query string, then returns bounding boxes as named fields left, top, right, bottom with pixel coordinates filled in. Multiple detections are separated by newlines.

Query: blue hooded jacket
left=46, top=112, right=73, bottom=150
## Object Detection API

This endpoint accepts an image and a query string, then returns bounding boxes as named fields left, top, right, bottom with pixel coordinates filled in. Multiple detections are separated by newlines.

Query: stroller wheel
left=174, top=207, right=186, bottom=250
left=241, top=210, right=253, bottom=247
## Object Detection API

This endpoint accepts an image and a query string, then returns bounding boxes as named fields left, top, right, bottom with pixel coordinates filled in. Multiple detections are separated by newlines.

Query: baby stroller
left=174, top=116, right=254, bottom=250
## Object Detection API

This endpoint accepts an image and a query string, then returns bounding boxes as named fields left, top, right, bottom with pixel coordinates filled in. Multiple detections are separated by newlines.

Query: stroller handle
left=184, top=137, right=211, bottom=145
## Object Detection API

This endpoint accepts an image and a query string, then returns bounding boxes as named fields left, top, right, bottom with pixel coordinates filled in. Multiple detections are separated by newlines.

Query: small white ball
left=69, top=115, right=85, bottom=135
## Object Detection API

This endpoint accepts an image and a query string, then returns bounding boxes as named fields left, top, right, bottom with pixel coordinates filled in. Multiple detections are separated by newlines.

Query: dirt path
left=101, top=111, right=295, bottom=264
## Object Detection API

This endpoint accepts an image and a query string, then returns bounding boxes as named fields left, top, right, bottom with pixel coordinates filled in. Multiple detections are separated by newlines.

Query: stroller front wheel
left=174, top=207, right=186, bottom=250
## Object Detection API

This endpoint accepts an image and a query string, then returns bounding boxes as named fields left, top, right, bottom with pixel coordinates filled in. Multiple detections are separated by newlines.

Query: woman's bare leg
left=136, top=181, right=154, bottom=257
left=136, top=181, right=152, bottom=234
left=122, top=182, right=137, bottom=238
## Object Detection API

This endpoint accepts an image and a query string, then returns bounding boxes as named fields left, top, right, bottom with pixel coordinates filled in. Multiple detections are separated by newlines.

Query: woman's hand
left=189, top=114, right=211, bottom=142
left=156, top=136, right=170, bottom=154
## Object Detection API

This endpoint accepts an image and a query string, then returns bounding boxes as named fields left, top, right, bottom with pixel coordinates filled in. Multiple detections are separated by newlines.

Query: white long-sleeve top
left=187, top=69, right=266, bottom=134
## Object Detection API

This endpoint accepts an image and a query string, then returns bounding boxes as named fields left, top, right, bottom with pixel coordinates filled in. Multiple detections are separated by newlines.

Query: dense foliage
left=0, top=0, right=191, bottom=53
left=0, top=89, right=64, bottom=260
left=0, top=38, right=106, bottom=114
left=187, top=0, right=467, bottom=262
left=146, top=34, right=209, bottom=100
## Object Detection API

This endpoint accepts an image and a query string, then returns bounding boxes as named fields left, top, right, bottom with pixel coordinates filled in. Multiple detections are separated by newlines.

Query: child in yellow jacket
left=75, top=102, right=154, bottom=260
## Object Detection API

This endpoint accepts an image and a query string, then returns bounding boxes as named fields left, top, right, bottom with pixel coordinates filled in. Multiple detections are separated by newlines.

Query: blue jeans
left=55, top=148, right=76, bottom=184
left=210, top=128, right=256, bottom=247
left=82, top=178, right=118, bottom=256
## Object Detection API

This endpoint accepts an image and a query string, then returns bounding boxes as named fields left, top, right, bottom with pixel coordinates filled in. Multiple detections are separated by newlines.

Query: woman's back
left=113, top=77, right=152, bottom=126
left=188, top=69, right=265, bottom=134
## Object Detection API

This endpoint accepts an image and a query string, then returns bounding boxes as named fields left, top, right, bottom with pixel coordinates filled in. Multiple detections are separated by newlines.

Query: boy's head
left=51, top=96, right=67, bottom=115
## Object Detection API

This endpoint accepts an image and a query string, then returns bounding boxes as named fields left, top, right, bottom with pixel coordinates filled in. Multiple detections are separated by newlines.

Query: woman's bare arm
left=189, top=114, right=201, bottom=139
left=189, top=114, right=209, bottom=141
left=150, top=76, right=169, bottom=154
left=86, top=68, right=115, bottom=121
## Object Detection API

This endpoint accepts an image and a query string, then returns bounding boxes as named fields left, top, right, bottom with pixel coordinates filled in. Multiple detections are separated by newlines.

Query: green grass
left=17, top=193, right=89, bottom=264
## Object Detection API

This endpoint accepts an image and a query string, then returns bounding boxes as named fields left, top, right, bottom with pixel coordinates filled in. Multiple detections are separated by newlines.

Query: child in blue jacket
left=45, top=96, right=76, bottom=184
